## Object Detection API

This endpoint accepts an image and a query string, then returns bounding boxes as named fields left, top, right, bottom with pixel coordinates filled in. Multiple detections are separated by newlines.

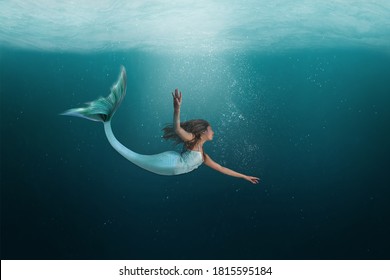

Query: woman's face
left=203, top=126, right=214, bottom=141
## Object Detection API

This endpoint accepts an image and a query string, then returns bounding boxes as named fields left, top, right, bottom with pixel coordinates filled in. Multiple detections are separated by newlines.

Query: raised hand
left=172, top=88, right=182, bottom=111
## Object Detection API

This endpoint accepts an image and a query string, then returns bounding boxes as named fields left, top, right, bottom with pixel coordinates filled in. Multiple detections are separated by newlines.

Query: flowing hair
left=162, top=119, right=210, bottom=153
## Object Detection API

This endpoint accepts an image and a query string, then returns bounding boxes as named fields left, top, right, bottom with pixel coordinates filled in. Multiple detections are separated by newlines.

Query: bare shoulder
left=176, top=126, right=194, bottom=142
left=204, top=153, right=222, bottom=170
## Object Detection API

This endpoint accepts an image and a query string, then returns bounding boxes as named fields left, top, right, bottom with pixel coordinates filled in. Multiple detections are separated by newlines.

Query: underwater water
left=1, top=1, right=390, bottom=260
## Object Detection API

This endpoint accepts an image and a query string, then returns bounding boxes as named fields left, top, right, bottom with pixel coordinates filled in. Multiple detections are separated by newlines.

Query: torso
left=189, top=144, right=204, bottom=161
left=177, top=149, right=203, bottom=174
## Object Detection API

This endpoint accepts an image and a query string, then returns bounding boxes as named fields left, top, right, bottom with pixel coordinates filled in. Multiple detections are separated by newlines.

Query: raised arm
left=204, top=154, right=260, bottom=184
left=172, top=89, right=194, bottom=142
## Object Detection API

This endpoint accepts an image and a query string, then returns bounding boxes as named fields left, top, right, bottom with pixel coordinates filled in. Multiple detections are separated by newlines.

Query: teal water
left=1, top=1, right=390, bottom=260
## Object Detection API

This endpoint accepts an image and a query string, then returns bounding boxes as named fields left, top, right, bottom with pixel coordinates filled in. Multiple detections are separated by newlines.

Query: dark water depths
left=1, top=47, right=389, bottom=259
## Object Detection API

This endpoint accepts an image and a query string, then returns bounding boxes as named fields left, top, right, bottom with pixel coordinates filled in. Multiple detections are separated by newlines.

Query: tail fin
left=62, top=66, right=127, bottom=122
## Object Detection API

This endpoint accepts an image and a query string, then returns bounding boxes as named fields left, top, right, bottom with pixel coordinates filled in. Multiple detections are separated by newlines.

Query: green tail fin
left=62, top=66, right=127, bottom=122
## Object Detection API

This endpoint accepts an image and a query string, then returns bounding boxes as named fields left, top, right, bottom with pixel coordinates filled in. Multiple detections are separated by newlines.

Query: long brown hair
left=162, top=119, right=210, bottom=151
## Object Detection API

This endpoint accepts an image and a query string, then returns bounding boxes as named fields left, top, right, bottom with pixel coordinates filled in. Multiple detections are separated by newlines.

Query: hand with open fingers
left=244, top=176, right=260, bottom=184
left=172, top=88, right=182, bottom=111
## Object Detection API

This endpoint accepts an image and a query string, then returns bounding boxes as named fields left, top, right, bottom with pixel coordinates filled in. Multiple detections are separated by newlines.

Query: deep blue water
left=1, top=47, right=389, bottom=259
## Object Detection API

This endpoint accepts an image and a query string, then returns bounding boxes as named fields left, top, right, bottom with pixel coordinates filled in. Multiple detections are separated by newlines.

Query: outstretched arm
left=172, top=89, right=194, bottom=142
left=204, top=154, right=260, bottom=184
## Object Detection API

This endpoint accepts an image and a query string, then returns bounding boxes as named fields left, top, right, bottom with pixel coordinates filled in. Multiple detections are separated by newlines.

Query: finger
left=175, top=88, right=179, bottom=96
left=172, top=92, right=175, bottom=98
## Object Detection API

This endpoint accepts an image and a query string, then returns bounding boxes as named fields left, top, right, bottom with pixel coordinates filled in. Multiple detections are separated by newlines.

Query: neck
left=198, top=139, right=207, bottom=147
left=190, top=139, right=205, bottom=150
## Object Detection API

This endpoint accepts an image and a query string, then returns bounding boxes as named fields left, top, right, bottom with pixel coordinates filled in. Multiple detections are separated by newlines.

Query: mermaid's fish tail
left=62, top=66, right=126, bottom=122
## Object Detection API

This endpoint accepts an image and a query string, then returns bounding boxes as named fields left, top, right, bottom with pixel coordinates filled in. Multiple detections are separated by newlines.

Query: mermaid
left=62, top=66, right=259, bottom=184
